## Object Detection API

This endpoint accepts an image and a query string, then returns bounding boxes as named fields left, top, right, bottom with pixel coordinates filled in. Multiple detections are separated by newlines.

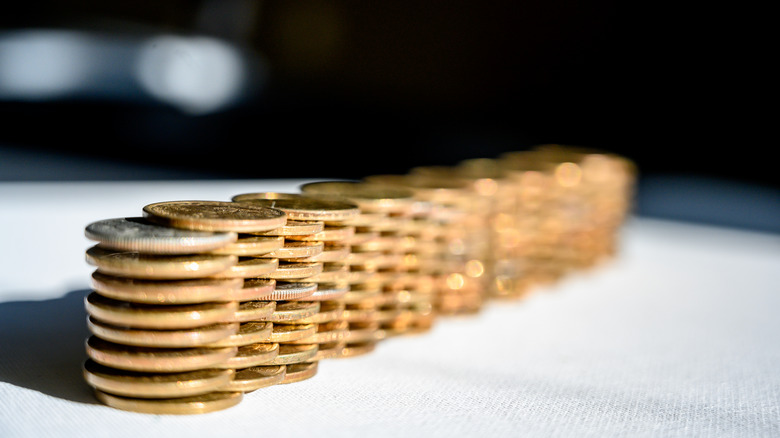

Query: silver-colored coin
left=85, top=217, right=237, bottom=254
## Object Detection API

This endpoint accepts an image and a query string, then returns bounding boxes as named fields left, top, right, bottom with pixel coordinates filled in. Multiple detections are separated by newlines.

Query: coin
left=209, top=235, right=285, bottom=256
left=300, top=181, right=416, bottom=213
left=294, top=283, right=349, bottom=301
left=286, top=225, right=355, bottom=242
left=303, top=263, right=350, bottom=283
left=338, top=342, right=376, bottom=358
left=310, top=342, right=345, bottom=360
left=94, top=390, right=242, bottom=415
left=268, top=344, right=318, bottom=365
left=298, top=244, right=350, bottom=263
left=231, top=300, right=276, bottom=323
left=281, top=362, right=318, bottom=384
left=254, top=220, right=323, bottom=237
left=266, top=281, right=317, bottom=300
left=90, top=272, right=243, bottom=304
left=221, top=365, right=285, bottom=392
left=343, top=321, right=383, bottom=343
left=86, top=336, right=237, bottom=372
left=269, top=323, right=316, bottom=343
left=261, top=241, right=324, bottom=259
left=263, top=262, right=323, bottom=280
left=227, top=278, right=276, bottom=301
left=215, top=342, right=279, bottom=369
left=143, top=200, right=286, bottom=232
left=296, top=301, right=345, bottom=324
left=86, top=246, right=238, bottom=280
left=85, top=217, right=238, bottom=254
left=208, top=257, right=279, bottom=279
left=232, top=195, right=360, bottom=222
left=204, top=322, right=273, bottom=347
left=83, top=359, right=234, bottom=398
left=259, top=301, right=320, bottom=322
left=289, top=321, right=348, bottom=344
left=87, top=317, right=239, bottom=348
left=85, top=293, right=238, bottom=329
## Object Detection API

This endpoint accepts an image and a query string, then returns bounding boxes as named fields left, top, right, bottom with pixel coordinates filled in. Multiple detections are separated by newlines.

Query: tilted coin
left=86, top=336, right=237, bottom=373
left=83, top=359, right=234, bottom=398
left=90, top=272, right=243, bottom=304
left=294, top=283, right=349, bottom=301
left=254, top=220, right=323, bottom=237
left=268, top=344, right=319, bottom=365
left=208, top=257, right=279, bottom=279
left=215, top=342, right=279, bottom=369
left=266, top=281, right=317, bottom=301
left=281, top=362, right=318, bottom=385
left=94, top=390, right=242, bottom=415
left=227, top=278, right=276, bottom=301
left=87, top=316, right=239, bottom=348
left=85, top=293, right=238, bottom=330
left=269, top=323, right=316, bottom=343
left=287, top=226, right=355, bottom=243
left=300, top=181, right=416, bottom=213
left=259, top=301, right=320, bottom=322
left=86, top=246, right=238, bottom=280
left=232, top=195, right=360, bottom=222
left=221, top=365, right=285, bottom=392
left=143, top=200, right=286, bottom=232
left=209, top=235, right=285, bottom=256
left=85, top=217, right=238, bottom=254
left=263, top=262, right=323, bottom=280
left=231, top=300, right=276, bottom=323
left=204, top=322, right=273, bottom=347
left=260, top=241, right=324, bottom=259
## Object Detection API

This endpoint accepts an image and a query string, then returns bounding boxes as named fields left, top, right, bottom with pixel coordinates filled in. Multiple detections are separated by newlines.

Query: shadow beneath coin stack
left=0, top=289, right=98, bottom=404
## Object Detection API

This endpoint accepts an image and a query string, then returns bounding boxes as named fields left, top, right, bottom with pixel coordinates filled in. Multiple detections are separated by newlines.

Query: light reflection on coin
left=281, top=362, right=318, bottom=384
left=267, top=282, right=317, bottom=301
left=300, top=181, right=416, bottom=213
left=210, top=235, right=284, bottom=256
left=261, top=241, right=324, bottom=259
left=299, top=244, right=350, bottom=263
left=86, top=246, right=237, bottom=280
left=86, top=336, right=237, bottom=373
left=208, top=257, right=279, bottom=279
left=222, top=365, right=285, bottom=392
left=259, top=301, right=320, bottom=322
left=227, top=278, right=276, bottom=301
left=288, top=225, right=355, bottom=243
left=269, top=323, right=316, bottom=343
left=254, top=220, right=323, bottom=237
left=143, top=200, right=287, bottom=232
left=90, top=272, right=242, bottom=304
left=85, top=293, right=238, bottom=329
left=263, top=262, right=323, bottom=280
left=268, top=344, right=318, bottom=365
left=204, top=322, right=273, bottom=347
left=232, top=195, right=360, bottom=222
left=231, top=300, right=276, bottom=323
left=87, top=317, right=239, bottom=348
left=94, top=390, right=242, bottom=415
left=85, top=217, right=238, bottom=254
left=338, top=342, right=376, bottom=358
left=215, top=342, right=279, bottom=369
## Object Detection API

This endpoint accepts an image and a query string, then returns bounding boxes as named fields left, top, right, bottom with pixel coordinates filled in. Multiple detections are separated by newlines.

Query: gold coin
left=341, top=288, right=382, bottom=304
left=227, top=278, right=276, bottom=301
left=265, top=281, right=317, bottom=300
left=85, top=217, right=238, bottom=255
left=342, top=230, right=380, bottom=245
left=261, top=241, right=324, bottom=259
left=287, top=226, right=355, bottom=242
left=215, top=342, right=279, bottom=369
left=90, top=272, right=242, bottom=305
left=231, top=300, right=276, bottom=323
left=254, top=220, right=323, bottom=237
left=338, top=342, right=376, bottom=358
left=296, top=283, right=349, bottom=301
left=232, top=195, right=360, bottom=222
left=143, top=200, right=286, bottom=233
left=205, top=322, right=273, bottom=347
left=86, top=336, right=237, bottom=373
left=303, top=263, right=350, bottom=283
left=94, top=390, right=242, bottom=415
left=351, top=236, right=403, bottom=253
left=281, top=362, right=318, bottom=385
left=85, top=293, right=238, bottom=330
left=86, top=246, right=237, bottom=280
left=268, top=344, right=319, bottom=365
left=83, top=359, right=234, bottom=398
left=269, top=323, right=316, bottom=342
left=310, top=342, right=345, bottom=360
left=298, top=244, right=350, bottom=263
left=87, top=316, right=239, bottom=348
left=343, top=250, right=382, bottom=268
left=263, top=262, right=323, bottom=280
left=222, top=365, right=285, bottom=392
left=343, top=321, right=382, bottom=343
left=209, top=235, right=285, bottom=256
left=289, top=320, right=348, bottom=344
left=341, top=305, right=378, bottom=323
left=260, top=301, right=320, bottom=322
left=300, top=181, right=416, bottom=214
left=208, top=257, right=279, bottom=279
left=296, top=301, right=345, bottom=324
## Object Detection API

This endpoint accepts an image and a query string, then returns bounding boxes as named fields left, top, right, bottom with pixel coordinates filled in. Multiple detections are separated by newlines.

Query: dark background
left=1, top=1, right=775, bottom=231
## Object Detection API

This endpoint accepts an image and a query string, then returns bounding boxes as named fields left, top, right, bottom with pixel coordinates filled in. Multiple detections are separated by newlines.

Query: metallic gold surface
left=232, top=195, right=360, bottom=222
left=268, top=344, right=319, bottom=365
left=255, top=220, right=324, bottom=237
left=204, top=322, right=273, bottom=347
left=269, top=323, right=317, bottom=342
left=90, top=272, right=242, bottom=305
left=263, top=262, right=323, bottom=280
left=87, top=317, right=239, bottom=348
left=260, top=301, right=321, bottom=322
left=227, top=278, right=276, bottom=301
left=215, top=342, right=279, bottom=369
left=86, top=246, right=237, bottom=280
left=208, top=257, right=279, bottom=279
left=261, top=241, right=324, bottom=259
left=209, top=235, right=285, bottom=256
left=231, top=300, right=277, bottom=323
left=281, top=362, right=318, bottom=384
left=94, top=390, right=242, bottom=415
left=222, top=365, right=285, bottom=392
left=143, top=200, right=286, bottom=232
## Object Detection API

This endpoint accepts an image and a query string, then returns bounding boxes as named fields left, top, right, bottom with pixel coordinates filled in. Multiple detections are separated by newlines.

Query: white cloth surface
left=0, top=180, right=778, bottom=437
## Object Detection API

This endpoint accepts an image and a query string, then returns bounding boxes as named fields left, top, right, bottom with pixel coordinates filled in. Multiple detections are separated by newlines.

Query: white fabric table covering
left=1, top=180, right=778, bottom=437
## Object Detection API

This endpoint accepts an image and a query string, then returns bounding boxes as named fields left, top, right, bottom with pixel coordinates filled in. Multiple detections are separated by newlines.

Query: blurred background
left=1, top=1, right=776, bottom=232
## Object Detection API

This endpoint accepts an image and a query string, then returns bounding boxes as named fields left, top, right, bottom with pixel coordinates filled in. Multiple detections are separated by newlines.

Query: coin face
left=300, top=182, right=415, bottom=213
left=90, top=272, right=243, bottom=304
left=85, top=292, right=238, bottom=329
left=86, top=336, right=237, bottom=373
left=222, top=365, right=286, bottom=392
left=87, top=317, right=239, bottom=348
left=85, top=217, right=238, bottom=254
left=232, top=195, right=360, bottom=222
left=281, top=362, right=318, bottom=384
left=86, top=246, right=237, bottom=280
left=83, top=359, right=234, bottom=398
left=94, top=390, right=242, bottom=415
left=209, top=235, right=285, bottom=256
left=143, top=201, right=286, bottom=232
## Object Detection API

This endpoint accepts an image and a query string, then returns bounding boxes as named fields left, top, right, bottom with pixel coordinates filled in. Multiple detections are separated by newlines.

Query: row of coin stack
left=82, top=144, right=636, bottom=414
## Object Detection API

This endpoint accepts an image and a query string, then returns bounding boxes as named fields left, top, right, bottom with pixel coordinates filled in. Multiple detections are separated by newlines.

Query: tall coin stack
left=81, top=144, right=636, bottom=415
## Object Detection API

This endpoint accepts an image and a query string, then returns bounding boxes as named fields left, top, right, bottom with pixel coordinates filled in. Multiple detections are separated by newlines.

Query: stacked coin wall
left=82, top=144, right=636, bottom=414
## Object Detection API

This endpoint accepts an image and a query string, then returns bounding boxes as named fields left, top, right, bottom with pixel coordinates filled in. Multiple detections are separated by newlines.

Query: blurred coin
left=254, top=220, right=323, bottom=237
left=298, top=244, right=350, bottom=263
left=143, top=200, right=286, bottom=232
left=286, top=226, right=355, bottom=242
left=83, top=359, right=233, bottom=398
left=303, top=263, right=350, bottom=283
left=261, top=241, right=324, bottom=259
left=90, top=272, right=242, bottom=304
left=300, top=182, right=415, bottom=214
left=85, top=217, right=237, bottom=254
left=269, top=323, right=316, bottom=343
left=94, top=390, right=242, bottom=415
left=86, top=336, right=237, bottom=373
left=86, top=246, right=237, bottom=280
left=310, top=342, right=345, bottom=360
left=87, top=317, right=238, bottom=348
left=215, top=342, right=279, bottom=369
left=222, top=365, right=285, bottom=392
left=281, top=362, right=318, bottom=384
left=259, top=301, right=320, bottom=322
left=296, top=301, right=345, bottom=324
left=338, top=342, right=376, bottom=358
left=231, top=301, right=276, bottom=323
left=210, top=235, right=284, bottom=256
left=232, top=195, right=360, bottom=222
left=263, top=262, right=323, bottom=280
left=209, top=257, right=279, bottom=279
left=204, top=322, right=273, bottom=347
left=294, top=283, right=349, bottom=301
left=289, top=320, right=348, bottom=344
